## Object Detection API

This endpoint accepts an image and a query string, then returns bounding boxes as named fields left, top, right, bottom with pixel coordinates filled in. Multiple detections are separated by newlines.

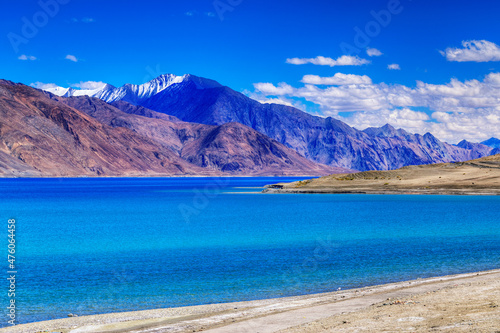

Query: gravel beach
left=4, top=269, right=499, bottom=333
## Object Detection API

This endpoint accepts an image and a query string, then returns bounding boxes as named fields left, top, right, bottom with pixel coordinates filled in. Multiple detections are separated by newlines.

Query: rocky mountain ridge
left=0, top=80, right=339, bottom=177
left=40, top=74, right=499, bottom=171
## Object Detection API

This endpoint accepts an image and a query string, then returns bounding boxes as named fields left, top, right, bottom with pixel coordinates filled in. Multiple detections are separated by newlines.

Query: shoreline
left=5, top=268, right=500, bottom=333
left=262, top=155, right=500, bottom=196
left=0, top=175, right=316, bottom=180
left=262, top=187, right=500, bottom=196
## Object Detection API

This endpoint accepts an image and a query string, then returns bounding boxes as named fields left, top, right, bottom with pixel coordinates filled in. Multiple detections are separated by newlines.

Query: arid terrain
left=279, top=273, right=500, bottom=332
left=264, top=154, right=500, bottom=195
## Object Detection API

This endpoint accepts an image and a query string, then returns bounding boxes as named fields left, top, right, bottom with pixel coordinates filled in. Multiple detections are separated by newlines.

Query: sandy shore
left=4, top=269, right=499, bottom=333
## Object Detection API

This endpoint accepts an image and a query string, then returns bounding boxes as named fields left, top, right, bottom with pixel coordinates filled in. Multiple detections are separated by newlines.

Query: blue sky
left=1, top=0, right=500, bottom=142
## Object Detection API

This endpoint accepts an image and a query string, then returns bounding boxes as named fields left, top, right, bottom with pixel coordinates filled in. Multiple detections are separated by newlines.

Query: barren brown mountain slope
left=52, top=94, right=343, bottom=176
left=264, top=154, right=500, bottom=195
left=0, top=80, right=210, bottom=177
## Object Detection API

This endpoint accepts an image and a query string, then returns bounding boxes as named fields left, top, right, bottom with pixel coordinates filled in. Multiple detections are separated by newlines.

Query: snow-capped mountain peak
left=120, top=74, right=188, bottom=103
left=44, top=86, right=74, bottom=97
left=39, top=74, right=217, bottom=105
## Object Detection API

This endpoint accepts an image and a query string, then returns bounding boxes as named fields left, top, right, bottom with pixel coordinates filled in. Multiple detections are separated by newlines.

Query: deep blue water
left=1, top=177, right=500, bottom=326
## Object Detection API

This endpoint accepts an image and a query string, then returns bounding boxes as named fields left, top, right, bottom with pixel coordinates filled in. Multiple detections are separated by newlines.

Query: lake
left=1, top=177, right=499, bottom=325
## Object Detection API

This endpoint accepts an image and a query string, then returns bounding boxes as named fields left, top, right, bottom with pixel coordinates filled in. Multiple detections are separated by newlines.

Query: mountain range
left=0, top=80, right=338, bottom=177
left=42, top=74, right=499, bottom=171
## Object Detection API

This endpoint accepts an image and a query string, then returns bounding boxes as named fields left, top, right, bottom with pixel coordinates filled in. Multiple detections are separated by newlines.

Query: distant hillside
left=263, top=154, right=500, bottom=195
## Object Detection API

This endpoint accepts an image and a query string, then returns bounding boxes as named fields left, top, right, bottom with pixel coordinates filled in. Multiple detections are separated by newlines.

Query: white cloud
left=18, top=54, right=36, bottom=61
left=366, top=48, right=383, bottom=57
left=387, top=63, right=401, bottom=70
left=286, top=55, right=371, bottom=67
left=347, top=108, right=430, bottom=133
left=71, top=81, right=106, bottom=90
left=484, top=72, right=500, bottom=86
left=253, top=72, right=500, bottom=143
left=31, top=81, right=107, bottom=94
left=257, top=97, right=296, bottom=107
left=30, top=82, right=59, bottom=89
left=302, top=73, right=372, bottom=86
left=441, top=40, right=500, bottom=62
left=243, top=89, right=306, bottom=110
left=185, top=11, right=215, bottom=18
left=344, top=107, right=500, bottom=143
left=253, top=82, right=295, bottom=95
left=71, top=17, right=95, bottom=23
left=65, top=55, right=78, bottom=62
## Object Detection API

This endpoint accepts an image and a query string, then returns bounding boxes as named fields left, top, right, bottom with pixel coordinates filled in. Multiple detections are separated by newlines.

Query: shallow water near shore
left=1, top=177, right=499, bottom=326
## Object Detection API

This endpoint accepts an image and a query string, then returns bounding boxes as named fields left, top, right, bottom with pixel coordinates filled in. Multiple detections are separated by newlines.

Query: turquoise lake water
left=1, top=177, right=499, bottom=326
